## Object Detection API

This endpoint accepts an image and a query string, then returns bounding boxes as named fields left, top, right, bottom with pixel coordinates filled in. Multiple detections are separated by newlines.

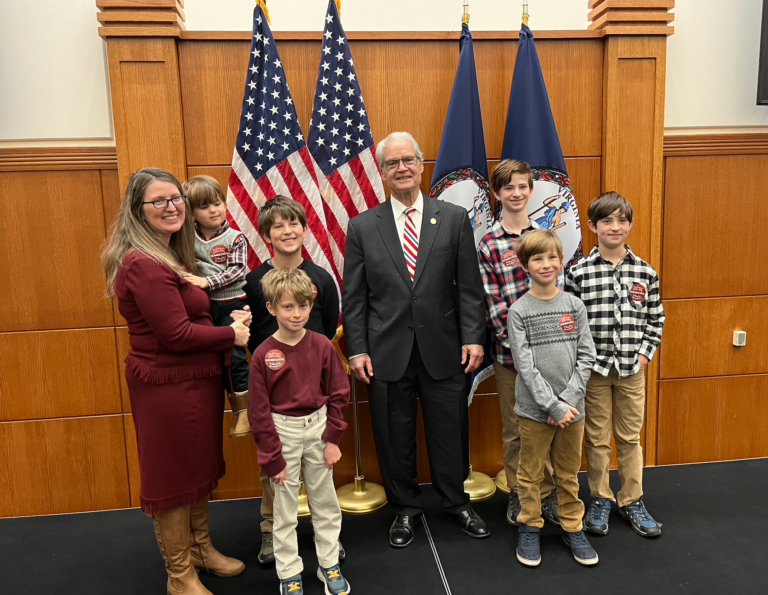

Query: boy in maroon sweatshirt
left=248, top=268, right=350, bottom=595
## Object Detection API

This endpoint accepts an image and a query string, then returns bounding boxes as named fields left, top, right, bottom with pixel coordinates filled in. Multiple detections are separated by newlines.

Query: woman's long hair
left=102, top=168, right=197, bottom=296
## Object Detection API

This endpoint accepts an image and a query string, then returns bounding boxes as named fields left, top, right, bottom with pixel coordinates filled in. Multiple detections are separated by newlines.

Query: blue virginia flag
left=500, top=24, right=583, bottom=267
left=430, top=22, right=494, bottom=403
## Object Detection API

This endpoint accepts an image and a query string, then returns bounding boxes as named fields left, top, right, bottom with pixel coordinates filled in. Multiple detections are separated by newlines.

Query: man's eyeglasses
left=143, top=195, right=187, bottom=209
left=383, top=155, right=420, bottom=172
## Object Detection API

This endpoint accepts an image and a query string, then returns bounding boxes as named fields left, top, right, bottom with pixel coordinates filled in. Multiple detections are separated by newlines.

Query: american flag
left=227, top=5, right=339, bottom=283
left=307, top=0, right=385, bottom=282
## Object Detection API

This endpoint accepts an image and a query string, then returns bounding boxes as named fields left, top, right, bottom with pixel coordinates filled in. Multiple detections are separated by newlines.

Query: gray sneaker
left=619, top=498, right=663, bottom=537
left=258, top=531, right=275, bottom=565
left=584, top=497, right=612, bottom=535
left=317, top=564, right=351, bottom=595
left=541, top=491, right=561, bottom=527
left=507, top=492, right=522, bottom=526
left=280, top=574, right=303, bottom=594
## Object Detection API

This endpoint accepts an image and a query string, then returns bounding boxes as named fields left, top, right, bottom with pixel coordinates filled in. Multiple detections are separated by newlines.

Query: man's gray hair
left=375, top=132, right=424, bottom=168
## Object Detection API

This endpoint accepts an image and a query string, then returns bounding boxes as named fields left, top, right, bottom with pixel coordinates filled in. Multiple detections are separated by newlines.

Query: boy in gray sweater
left=508, top=230, right=598, bottom=568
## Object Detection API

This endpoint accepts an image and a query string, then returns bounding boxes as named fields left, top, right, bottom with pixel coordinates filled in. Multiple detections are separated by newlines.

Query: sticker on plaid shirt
left=501, top=250, right=518, bottom=268
left=265, top=350, right=286, bottom=370
left=559, top=314, right=576, bottom=333
left=630, top=283, right=646, bottom=302
left=210, top=245, right=229, bottom=265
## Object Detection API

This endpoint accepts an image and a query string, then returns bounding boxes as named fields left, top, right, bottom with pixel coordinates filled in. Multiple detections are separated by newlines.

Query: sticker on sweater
left=265, top=349, right=286, bottom=370
left=311, top=283, right=318, bottom=299
left=501, top=250, right=518, bottom=268
left=559, top=314, right=576, bottom=333
left=210, top=245, right=229, bottom=265
left=630, top=283, right=646, bottom=302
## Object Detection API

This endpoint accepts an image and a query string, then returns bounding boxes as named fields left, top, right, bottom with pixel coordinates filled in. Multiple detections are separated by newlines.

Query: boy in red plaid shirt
left=477, top=160, right=560, bottom=527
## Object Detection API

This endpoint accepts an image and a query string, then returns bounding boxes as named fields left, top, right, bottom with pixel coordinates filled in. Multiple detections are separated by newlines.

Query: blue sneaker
left=619, top=498, right=663, bottom=537
left=516, top=526, right=541, bottom=567
left=562, top=530, right=599, bottom=566
left=317, top=564, right=351, bottom=595
left=280, top=574, right=303, bottom=594
left=584, top=497, right=612, bottom=535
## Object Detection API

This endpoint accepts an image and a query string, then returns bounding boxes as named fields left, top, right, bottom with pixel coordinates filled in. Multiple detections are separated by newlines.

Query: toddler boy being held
left=183, top=175, right=251, bottom=438
left=248, top=268, right=350, bottom=595
left=508, top=230, right=598, bottom=568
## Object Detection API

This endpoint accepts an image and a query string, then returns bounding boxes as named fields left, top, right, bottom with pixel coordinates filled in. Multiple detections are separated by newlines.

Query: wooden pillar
left=590, top=0, right=674, bottom=466
left=96, top=1, right=187, bottom=192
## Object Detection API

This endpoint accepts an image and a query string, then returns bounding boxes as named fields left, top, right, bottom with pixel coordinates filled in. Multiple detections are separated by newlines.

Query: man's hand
left=461, top=344, right=484, bottom=374
left=182, top=274, right=209, bottom=289
left=556, top=406, right=580, bottom=428
left=350, top=354, right=374, bottom=384
left=324, top=443, right=342, bottom=469
left=638, top=354, right=649, bottom=368
left=271, top=467, right=287, bottom=486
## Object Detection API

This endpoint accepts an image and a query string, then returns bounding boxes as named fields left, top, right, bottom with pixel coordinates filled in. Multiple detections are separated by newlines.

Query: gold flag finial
left=462, top=0, right=469, bottom=25
left=256, top=0, right=271, bottom=25
left=522, top=1, right=529, bottom=26
left=334, top=0, right=341, bottom=15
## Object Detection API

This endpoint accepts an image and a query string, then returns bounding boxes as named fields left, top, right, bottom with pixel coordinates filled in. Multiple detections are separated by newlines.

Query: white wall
left=0, top=0, right=766, bottom=144
left=665, top=0, right=768, bottom=130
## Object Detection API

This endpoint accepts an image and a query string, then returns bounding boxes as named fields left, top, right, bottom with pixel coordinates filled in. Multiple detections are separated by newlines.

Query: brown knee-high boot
left=190, top=499, right=246, bottom=577
left=153, top=506, right=213, bottom=595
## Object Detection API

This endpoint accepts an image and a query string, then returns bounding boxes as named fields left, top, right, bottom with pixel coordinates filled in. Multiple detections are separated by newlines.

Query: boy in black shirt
left=243, top=196, right=341, bottom=566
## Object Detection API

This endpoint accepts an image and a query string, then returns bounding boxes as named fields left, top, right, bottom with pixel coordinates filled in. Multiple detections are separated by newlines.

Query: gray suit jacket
left=342, top=196, right=485, bottom=382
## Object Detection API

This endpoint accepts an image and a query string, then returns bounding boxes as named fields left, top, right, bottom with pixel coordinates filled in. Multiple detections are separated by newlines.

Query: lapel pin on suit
left=430, top=218, right=437, bottom=224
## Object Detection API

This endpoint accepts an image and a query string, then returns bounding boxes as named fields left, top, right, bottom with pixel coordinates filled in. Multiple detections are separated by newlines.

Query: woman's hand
left=231, top=305, right=252, bottom=327
left=231, top=318, right=250, bottom=347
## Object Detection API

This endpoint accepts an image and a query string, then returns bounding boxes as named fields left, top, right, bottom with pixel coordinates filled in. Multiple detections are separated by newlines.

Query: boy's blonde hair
left=261, top=268, right=315, bottom=307
left=515, top=229, right=564, bottom=269
left=587, top=191, right=634, bottom=225
left=183, top=175, right=226, bottom=212
left=258, top=196, right=308, bottom=238
left=490, top=159, right=533, bottom=195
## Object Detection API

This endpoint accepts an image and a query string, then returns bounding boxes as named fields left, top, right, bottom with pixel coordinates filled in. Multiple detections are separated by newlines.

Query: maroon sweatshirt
left=248, top=330, right=350, bottom=477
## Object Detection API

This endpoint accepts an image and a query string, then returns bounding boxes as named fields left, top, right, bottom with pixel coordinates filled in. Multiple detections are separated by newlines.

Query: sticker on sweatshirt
left=559, top=314, right=576, bottom=333
left=265, top=349, right=286, bottom=370
left=501, top=250, right=518, bottom=268
left=210, top=245, right=229, bottom=265
left=630, top=283, right=646, bottom=302
left=311, top=283, right=318, bottom=299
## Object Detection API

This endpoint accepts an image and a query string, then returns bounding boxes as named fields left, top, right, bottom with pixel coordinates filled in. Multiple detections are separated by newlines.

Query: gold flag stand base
left=336, top=475, right=388, bottom=515
left=495, top=469, right=511, bottom=494
left=297, top=479, right=311, bottom=518
left=463, top=464, right=497, bottom=502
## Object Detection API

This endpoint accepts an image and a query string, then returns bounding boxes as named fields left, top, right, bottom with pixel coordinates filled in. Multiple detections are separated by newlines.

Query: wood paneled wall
left=657, top=151, right=768, bottom=466
left=1, top=27, right=672, bottom=516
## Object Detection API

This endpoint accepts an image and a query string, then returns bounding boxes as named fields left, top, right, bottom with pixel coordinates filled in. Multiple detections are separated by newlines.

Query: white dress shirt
left=390, top=191, right=424, bottom=253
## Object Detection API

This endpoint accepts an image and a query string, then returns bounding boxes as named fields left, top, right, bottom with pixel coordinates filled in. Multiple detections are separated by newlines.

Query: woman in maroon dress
left=102, top=168, right=251, bottom=595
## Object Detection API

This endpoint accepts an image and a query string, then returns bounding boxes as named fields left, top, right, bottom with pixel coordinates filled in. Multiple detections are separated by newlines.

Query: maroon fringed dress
left=116, top=251, right=236, bottom=515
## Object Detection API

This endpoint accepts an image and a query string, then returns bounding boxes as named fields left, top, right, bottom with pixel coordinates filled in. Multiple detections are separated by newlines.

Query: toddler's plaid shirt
left=565, top=245, right=665, bottom=378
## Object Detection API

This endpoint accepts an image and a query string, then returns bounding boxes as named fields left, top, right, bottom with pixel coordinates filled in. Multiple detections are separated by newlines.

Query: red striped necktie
left=403, top=207, right=419, bottom=281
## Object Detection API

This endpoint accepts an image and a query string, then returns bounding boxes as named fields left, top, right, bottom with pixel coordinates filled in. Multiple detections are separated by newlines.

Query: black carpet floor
left=2, top=459, right=766, bottom=595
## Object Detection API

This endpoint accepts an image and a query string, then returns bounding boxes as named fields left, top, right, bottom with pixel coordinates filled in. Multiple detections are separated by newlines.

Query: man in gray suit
left=342, top=132, right=490, bottom=547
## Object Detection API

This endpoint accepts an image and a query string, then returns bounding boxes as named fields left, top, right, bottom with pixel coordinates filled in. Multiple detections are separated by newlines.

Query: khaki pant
left=584, top=368, right=645, bottom=507
left=271, top=406, right=341, bottom=579
left=494, top=362, right=556, bottom=497
left=517, top=417, right=585, bottom=533
left=259, top=468, right=275, bottom=533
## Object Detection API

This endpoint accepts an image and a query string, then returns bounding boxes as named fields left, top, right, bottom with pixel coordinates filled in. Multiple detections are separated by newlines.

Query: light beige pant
left=494, top=362, right=556, bottom=497
left=271, top=406, right=341, bottom=579
left=517, top=417, right=586, bottom=533
left=584, top=368, right=646, bottom=507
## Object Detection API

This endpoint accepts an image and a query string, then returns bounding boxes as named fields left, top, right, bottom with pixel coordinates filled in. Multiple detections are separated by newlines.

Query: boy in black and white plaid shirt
left=565, top=191, right=665, bottom=539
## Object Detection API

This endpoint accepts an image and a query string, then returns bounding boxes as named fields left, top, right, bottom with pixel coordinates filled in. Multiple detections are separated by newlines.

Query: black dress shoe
left=449, top=508, right=491, bottom=539
left=389, top=515, right=421, bottom=548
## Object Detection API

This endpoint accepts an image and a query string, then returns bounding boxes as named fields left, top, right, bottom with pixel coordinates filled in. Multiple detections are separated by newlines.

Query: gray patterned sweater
left=508, top=291, right=596, bottom=424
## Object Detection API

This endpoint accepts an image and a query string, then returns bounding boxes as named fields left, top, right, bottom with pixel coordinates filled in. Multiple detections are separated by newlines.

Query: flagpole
left=336, top=377, right=388, bottom=514
left=455, top=0, right=496, bottom=504
left=522, top=1, right=529, bottom=26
